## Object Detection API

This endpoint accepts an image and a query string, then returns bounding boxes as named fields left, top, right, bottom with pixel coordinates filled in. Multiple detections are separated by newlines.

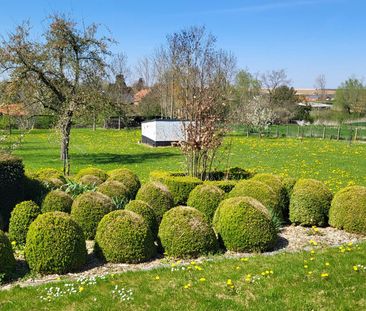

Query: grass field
left=7, top=128, right=366, bottom=191
left=1, top=242, right=365, bottom=310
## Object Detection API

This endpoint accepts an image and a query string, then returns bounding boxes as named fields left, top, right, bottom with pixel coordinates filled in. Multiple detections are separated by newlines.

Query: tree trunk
left=60, top=110, right=73, bottom=176
left=92, top=111, right=96, bottom=131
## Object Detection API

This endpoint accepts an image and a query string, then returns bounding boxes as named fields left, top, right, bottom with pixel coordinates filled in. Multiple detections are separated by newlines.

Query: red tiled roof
left=0, top=104, right=27, bottom=116
left=133, top=89, right=151, bottom=104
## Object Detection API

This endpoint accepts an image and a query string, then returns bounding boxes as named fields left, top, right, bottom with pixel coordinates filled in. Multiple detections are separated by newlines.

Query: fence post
left=337, top=126, right=341, bottom=141
left=310, top=125, right=313, bottom=138
left=354, top=128, right=359, bottom=141
left=276, top=126, right=279, bottom=138
left=297, top=126, right=300, bottom=138
left=286, top=125, right=289, bottom=137
left=322, top=126, right=326, bottom=139
left=246, top=126, right=249, bottom=137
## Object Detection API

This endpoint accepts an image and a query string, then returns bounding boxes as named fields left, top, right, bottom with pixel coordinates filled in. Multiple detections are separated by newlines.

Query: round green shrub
left=329, top=186, right=366, bottom=234
left=71, top=191, right=114, bottom=239
left=23, top=175, right=49, bottom=206
left=203, top=180, right=238, bottom=193
left=282, top=177, right=297, bottom=218
left=135, top=182, right=174, bottom=223
left=31, top=168, right=65, bottom=182
left=75, top=167, right=108, bottom=182
left=97, top=180, right=130, bottom=203
left=8, top=201, right=41, bottom=245
left=0, top=230, right=16, bottom=280
left=150, top=171, right=202, bottom=205
left=289, top=179, right=333, bottom=226
left=228, top=180, right=282, bottom=219
left=79, top=174, right=103, bottom=187
left=25, top=212, right=87, bottom=274
left=108, top=168, right=141, bottom=199
left=95, top=210, right=156, bottom=263
left=213, top=197, right=277, bottom=252
left=187, top=184, right=225, bottom=222
left=125, top=200, right=158, bottom=237
left=158, top=206, right=218, bottom=258
left=42, top=190, right=73, bottom=213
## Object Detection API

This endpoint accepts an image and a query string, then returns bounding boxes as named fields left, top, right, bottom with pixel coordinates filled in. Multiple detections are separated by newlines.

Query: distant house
left=0, top=104, right=27, bottom=116
left=298, top=102, right=332, bottom=109
left=133, top=89, right=151, bottom=105
left=295, top=89, right=336, bottom=102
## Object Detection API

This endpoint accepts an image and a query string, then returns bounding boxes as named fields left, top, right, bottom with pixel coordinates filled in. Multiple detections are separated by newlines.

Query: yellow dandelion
left=304, top=265, right=308, bottom=269
left=155, top=276, right=160, bottom=280
left=240, top=257, right=249, bottom=262
left=190, top=261, right=196, bottom=265
left=325, top=262, right=330, bottom=267
left=321, top=273, right=329, bottom=278
left=79, top=286, right=84, bottom=292
left=353, top=266, right=358, bottom=271
left=236, top=266, right=240, bottom=270
left=11, top=241, right=16, bottom=246
left=199, top=277, right=206, bottom=282
left=183, top=283, right=191, bottom=289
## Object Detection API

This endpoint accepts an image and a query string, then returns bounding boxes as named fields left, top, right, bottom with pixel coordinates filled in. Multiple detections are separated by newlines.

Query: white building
left=141, top=119, right=189, bottom=147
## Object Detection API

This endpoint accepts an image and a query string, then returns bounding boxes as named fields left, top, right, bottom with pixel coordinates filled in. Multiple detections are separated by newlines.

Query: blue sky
left=0, top=0, right=365, bottom=88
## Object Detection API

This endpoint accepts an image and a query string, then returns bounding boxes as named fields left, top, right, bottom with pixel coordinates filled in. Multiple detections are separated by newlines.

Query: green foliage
left=75, top=167, right=108, bottom=182
left=31, top=168, right=65, bottom=183
left=97, top=180, right=130, bottom=206
left=108, top=168, right=141, bottom=199
left=289, top=179, right=333, bottom=226
left=294, top=105, right=313, bottom=122
left=187, top=184, right=225, bottom=222
left=32, top=115, right=57, bottom=129
left=158, top=206, right=218, bottom=258
left=0, top=153, right=25, bottom=228
left=135, top=181, right=174, bottom=223
left=329, top=186, right=366, bottom=234
left=95, top=210, right=156, bottom=263
left=25, top=212, right=87, bottom=274
left=228, top=180, right=282, bottom=220
left=251, top=173, right=287, bottom=217
left=71, top=192, right=114, bottom=239
left=41, top=190, right=73, bottom=213
left=78, top=174, right=103, bottom=187
left=213, top=197, right=277, bottom=252
left=203, top=180, right=238, bottom=193
left=207, top=167, right=253, bottom=181
left=8, top=200, right=41, bottom=245
left=282, top=177, right=297, bottom=216
left=150, top=171, right=202, bottom=205
left=63, top=179, right=96, bottom=198
left=125, top=200, right=158, bottom=237
left=0, top=230, right=16, bottom=281
left=335, top=78, right=366, bottom=114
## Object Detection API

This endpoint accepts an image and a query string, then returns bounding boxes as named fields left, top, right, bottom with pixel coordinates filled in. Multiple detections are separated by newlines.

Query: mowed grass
left=1, top=242, right=365, bottom=310
left=9, top=128, right=366, bottom=190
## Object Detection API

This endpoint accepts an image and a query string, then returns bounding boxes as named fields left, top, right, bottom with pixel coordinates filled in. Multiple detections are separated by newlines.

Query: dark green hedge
left=0, top=153, right=25, bottom=228
left=0, top=230, right=16, bottom=281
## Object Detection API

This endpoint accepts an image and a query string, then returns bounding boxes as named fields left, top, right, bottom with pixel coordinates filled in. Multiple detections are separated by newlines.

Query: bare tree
left=155, top=26, right=236, bottom=178
left=314, top=74, right=327, bottom=101
left=0, top=16, right=112, bottom=174
left=261, top=69, right=291, bottom=103
left=136, top=56, right=153, bottom=87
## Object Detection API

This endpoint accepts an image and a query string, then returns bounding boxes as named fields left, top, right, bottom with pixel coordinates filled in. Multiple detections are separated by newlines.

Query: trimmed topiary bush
left=0, top=230, right=16, bottom=281
left=23, top=175, right=49, bottom=206
left=203, top=180, right=238, bottom=193
left=125, top=200, right=158, bottom=237
left=289, top=179, right=333, bottom=226
left=32, top=168, right=65, bottom=182
left=42, top=190, right=73, bottom=213
left=75, top=167, right=108, bottom=182
left=71, top=192, right=114, bottom=239
left=8, top=201, right=41, bottom=245
left=329, top=186, right=366, bottom=234
left=228, top=180, right=283, bottom=219
left=97, top=180, right=130, bottom=204
left=135, top=182, right=174, bottom=223
left=108, top=168, right=141, bottom=199
left=25, top=212, right=87, bottom=274
left=213, top=197, right=277, bottom=252
left=95, top=210, right=156, bottom=263
left=187, top=184, right=225, bottom=222
left=0, top=153, right=25, bottom=229
left=150, top=171, right=202, bottom=205
left=79, top=174, right=103, bottom=187
left=158, top=206, right=218, bottom=258
left=282, top=177, right=297, bottom=218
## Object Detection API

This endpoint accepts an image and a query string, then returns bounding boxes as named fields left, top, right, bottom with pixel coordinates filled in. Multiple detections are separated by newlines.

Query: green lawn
left=1, top=242, right=365, bottom=310
left=8, top=128, right=366, bottom=191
